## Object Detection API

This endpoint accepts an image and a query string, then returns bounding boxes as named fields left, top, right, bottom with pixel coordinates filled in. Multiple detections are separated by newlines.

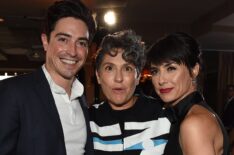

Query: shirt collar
left=42, top=65, right=84, bottom=100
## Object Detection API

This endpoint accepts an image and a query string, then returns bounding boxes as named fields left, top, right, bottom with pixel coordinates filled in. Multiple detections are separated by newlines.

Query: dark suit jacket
left=0, top=68, right=94, bottom=155
left=222, top=98, right=234, bottom=128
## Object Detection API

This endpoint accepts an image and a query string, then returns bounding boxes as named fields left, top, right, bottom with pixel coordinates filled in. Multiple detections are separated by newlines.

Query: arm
left=0, top=81, right=20, bottom=155
left=179, top=113, right=218, bottom=155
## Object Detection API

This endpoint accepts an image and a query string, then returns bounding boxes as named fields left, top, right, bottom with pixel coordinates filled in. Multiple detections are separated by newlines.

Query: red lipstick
left=159, top=88, right=173, bottom=93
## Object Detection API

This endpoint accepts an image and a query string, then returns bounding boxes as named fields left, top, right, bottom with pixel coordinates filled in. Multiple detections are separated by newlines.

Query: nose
left=158, top=72, right=167, bottom=86
left=114, top=70, right=123, bottom=83
left=67, top=41, right=77, bottom=57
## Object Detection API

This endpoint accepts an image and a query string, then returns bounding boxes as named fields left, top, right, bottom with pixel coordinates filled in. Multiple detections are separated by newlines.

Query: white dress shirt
left=42, top=65, right=87, bottom=155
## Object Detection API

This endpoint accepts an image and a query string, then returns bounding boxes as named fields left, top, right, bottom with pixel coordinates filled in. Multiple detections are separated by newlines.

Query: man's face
left=227, top=86, right=234, bottom=99
left=41, top=17, right=89, bottom=82
left=96, top=50, right=140, bottom=110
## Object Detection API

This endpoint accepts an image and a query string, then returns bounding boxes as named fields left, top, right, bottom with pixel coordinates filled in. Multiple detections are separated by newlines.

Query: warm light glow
left=0, top=75, right=13, bottom=80
left=0, top=18, right=4, bottom=22
left=104, top=10, right=116, bottom=26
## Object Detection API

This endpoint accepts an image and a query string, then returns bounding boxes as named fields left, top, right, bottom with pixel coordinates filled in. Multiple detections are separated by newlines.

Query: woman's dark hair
left=95, top=30, right=145, bottom=76
left=147, top=32, right=202, bottom=75
left=43, top=0, right=96, bottom=42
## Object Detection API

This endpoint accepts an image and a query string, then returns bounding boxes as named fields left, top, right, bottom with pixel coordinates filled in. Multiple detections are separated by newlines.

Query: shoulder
left=0, top=73, right=35, bottom=113
left=181, top=105, right=220, bottom=137
left=0, top=73, right=32, bottom=91
left=89, top=101, right=105, bottom=110
left=0, top=69, right=40, bottom=88
left=0, top=69, right=46, bottom=99
left=179, top=105, right=223, bottom=154
left=132, top=94, right=165, bottom=119
left=137, top=93, right=163, bottom=107
left=89, top=101, right=107, bottom=116
left=88, top=101, right=116, bottom=126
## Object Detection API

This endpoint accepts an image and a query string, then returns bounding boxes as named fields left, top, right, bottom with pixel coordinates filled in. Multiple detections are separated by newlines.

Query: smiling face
left=96, top=49, right=140, bottom=110
left=150, top=61, right=199, bottom=106
left=41, top=17, right=89, bottom=84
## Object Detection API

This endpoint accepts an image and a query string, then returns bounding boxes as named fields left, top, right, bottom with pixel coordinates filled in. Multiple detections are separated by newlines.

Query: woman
left=89, top=30, right=170, bottom=155
left=147, top=32, right=229, bottom=155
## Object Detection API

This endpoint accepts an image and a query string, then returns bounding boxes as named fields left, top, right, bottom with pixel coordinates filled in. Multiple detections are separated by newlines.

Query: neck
left=171, top=89, right=197, bottom=107
left=55, top=77, right=74, bottom=97
left=45, top=66, right=74, bottom=97
left=110, top=96, right=138, bottom=111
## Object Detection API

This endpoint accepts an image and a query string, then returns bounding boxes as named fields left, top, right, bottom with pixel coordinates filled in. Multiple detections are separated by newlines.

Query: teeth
left=61, top=59, right=76, bottom=64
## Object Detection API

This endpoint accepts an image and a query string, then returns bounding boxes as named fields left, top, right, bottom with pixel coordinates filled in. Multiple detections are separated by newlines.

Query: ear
left=192, top=63, right=200, bottom=79
left=95, top=70, right=101, bottom=84
left=41, top=33, right=49, bottom=52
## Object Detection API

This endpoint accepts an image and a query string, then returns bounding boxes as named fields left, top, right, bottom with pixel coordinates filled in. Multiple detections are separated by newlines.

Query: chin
left=61, top=73, right=75, bottom=80
left=113, top=101, right=125, bottom=106
left=63, top=70, right=77, bottom=77
left=160, top=96, right=174, bottom=103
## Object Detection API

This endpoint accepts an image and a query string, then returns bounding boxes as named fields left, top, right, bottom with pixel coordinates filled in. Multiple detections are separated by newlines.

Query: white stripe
left=140, top=143, right=167, bottom=155
left=92, top=101, right=104, bottom=109
left=90, top=121, right=121, bottom=136
left=125, top=118, right=170, bottom=130
left=124, top=118, right=170, bottom=148
left=94, top=142, right=123, bottom=151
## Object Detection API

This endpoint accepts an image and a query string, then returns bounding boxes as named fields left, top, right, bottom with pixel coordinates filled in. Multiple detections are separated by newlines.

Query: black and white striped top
left=89, top=93, right=171, bottom=155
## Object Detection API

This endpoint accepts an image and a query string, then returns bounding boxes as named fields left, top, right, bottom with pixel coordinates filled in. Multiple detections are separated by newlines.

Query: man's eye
left=77, top=40, right=88, bottom=48
left=58, top=37, right=68, bottom=43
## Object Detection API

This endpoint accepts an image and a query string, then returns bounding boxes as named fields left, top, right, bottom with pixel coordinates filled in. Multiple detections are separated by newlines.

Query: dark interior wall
left=202, top=51, right=219, bottom=113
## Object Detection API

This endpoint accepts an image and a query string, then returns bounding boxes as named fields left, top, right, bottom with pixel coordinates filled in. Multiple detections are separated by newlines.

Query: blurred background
left=0, top=0, right=234, bottom=114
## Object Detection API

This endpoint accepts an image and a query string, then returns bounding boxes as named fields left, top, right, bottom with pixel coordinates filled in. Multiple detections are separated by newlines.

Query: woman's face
left=150, top=61, right=199, bottom=106
left=96, top=50, right=139, bottom=110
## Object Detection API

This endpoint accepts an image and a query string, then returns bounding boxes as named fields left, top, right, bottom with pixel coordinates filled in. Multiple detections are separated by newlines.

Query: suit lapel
left=33, top=68, right=65, bottom=141
left=79, top=95, right=94, bottom=154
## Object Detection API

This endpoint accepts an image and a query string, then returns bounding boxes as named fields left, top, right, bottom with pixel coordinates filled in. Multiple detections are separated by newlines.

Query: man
left=0, top=1, right=95, bottom=155
left=222, top=84, right=234, bottom=155
left=89, top=30, right=170, bottom=155
left=223, top=84, right=234, bottom=128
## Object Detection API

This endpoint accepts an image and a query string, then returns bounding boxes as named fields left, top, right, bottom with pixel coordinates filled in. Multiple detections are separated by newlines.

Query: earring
left=192, top=78, right=196, bottom=84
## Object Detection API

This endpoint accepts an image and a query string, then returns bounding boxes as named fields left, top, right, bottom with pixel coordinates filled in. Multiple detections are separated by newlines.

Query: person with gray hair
left=89, top=30, right=171, bottom=155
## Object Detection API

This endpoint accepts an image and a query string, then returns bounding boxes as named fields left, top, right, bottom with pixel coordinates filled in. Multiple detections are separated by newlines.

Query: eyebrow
left=163, top=62, right=174, bottom=67
left=78, top=37, right=89, bottom=42
left=55, top=32, right=88, bottom=42
left=101, top=62, right=134, bottom=67
left=124, top=62, right=135, bottom=67
left=55, top=32, right=71, bottom=38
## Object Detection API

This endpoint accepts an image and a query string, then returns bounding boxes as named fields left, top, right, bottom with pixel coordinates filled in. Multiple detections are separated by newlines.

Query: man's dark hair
left=95, top=30, right=145, bottom=76
left=43, top=0, right=96, bottom=42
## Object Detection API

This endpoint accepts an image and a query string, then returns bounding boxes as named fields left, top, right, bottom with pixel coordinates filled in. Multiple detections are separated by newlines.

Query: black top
left=163, top=91, right=229, bottom=155
left=89, top=93, right=171, bottom=155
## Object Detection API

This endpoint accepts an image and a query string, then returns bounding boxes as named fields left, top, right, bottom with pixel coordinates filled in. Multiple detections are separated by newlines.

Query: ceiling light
left=104, top=10, right=116, bottom=26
